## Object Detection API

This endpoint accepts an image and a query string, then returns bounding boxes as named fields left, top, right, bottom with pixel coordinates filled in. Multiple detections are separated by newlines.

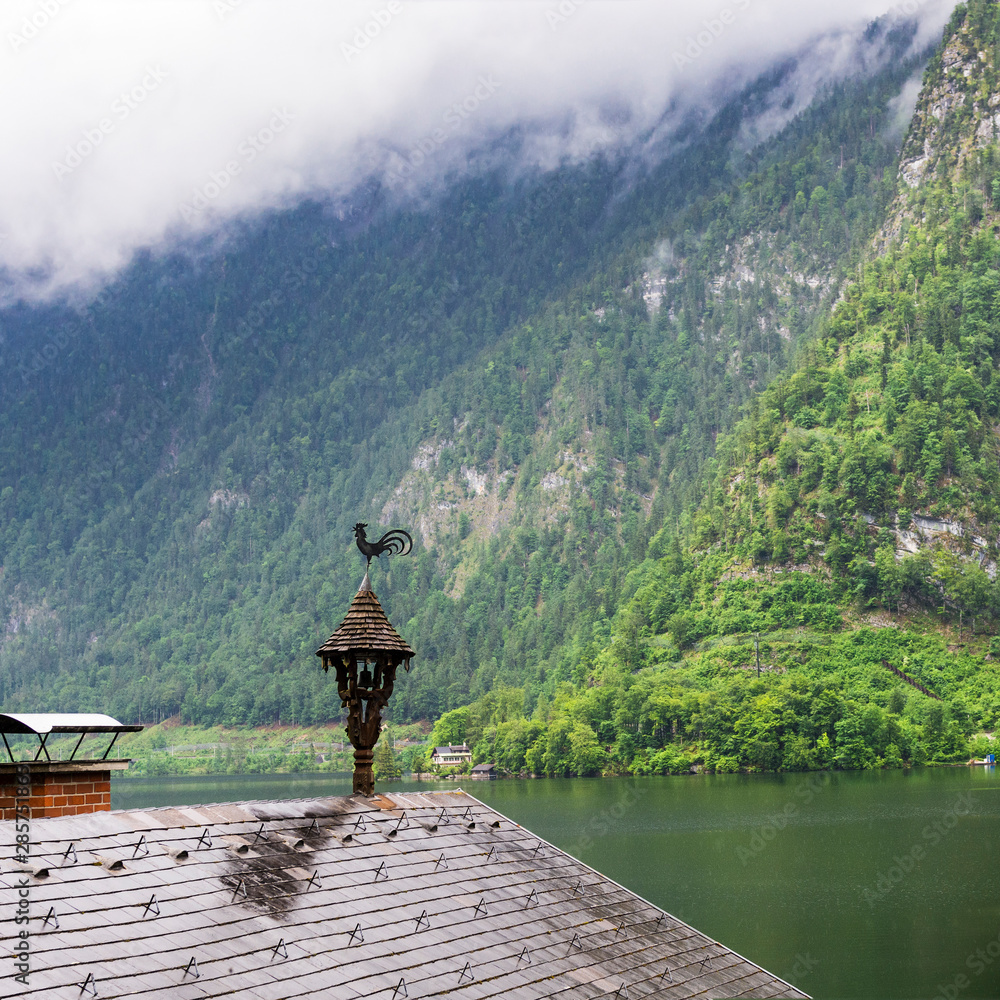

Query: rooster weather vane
left=353, top=522, right=413, bottom=569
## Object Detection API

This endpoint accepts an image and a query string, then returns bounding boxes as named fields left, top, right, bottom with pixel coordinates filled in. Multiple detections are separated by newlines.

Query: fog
left=0, top=0, right=956, bottom=300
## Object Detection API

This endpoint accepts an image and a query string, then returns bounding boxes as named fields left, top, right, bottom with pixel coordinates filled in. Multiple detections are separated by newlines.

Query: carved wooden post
left=316, top=572, right=414, bottom=797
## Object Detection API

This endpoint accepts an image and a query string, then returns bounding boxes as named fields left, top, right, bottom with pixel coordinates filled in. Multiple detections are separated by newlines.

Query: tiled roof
left=1, top=790, right=808, bottom=998
left=316, top=573, right=415, bottom=659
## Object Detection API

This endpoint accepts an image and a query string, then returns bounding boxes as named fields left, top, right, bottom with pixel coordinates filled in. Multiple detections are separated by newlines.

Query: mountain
left=478, top=0, right=1000, bottom=778
left=0, top=8, right=966, bottom=778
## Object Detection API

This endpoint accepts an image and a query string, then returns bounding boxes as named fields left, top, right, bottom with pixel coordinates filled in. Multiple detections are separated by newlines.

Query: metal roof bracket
left=100, top=731, right=119, bottom=761
left=34, top=733, right=51, bottom=762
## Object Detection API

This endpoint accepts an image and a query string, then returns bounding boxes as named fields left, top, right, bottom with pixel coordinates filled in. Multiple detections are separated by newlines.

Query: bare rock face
left=898, top=23, right=997, bottom=190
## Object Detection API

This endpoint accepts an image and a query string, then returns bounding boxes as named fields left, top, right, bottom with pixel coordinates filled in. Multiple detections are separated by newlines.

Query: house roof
left=471, top=763, right=496, bottom=772
left=433, top=745, right=471, bottom=755
left=315, top=572, right=415, bottom=660
left=0, top=789, right=808, bottom=998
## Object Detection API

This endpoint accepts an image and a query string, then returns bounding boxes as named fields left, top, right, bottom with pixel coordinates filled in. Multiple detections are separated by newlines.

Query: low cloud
left=0, top=0, right=956, bottom=302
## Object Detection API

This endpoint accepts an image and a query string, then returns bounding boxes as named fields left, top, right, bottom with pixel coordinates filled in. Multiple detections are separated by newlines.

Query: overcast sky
left=0, top=0, right=956, bottom=301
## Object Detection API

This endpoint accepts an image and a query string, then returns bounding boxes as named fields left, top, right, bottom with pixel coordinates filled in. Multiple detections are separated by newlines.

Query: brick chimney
left=0, top=760, right=130, bottom=819
left=0, top=713, right=140, bottom=818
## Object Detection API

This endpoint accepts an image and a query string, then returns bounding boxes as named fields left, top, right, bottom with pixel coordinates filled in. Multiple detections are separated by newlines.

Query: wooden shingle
left=316, top=574, right=415, bottom=659
left=0, top=790, right=809, bottom=999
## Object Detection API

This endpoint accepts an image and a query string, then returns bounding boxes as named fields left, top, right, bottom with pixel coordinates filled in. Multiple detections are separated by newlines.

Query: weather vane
left=353, top=522, right=413, bottom=568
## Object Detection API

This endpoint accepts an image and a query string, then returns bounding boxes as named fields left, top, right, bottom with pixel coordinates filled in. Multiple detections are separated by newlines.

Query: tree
left=875, top=545, right=902, bottom=614
left=429, top=707, right=469, bottom=749
left=569, top=723, right=609, bottom=776
left=373, top=736, right=402, bottom=781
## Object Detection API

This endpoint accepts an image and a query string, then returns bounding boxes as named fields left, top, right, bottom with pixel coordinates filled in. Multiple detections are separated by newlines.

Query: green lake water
left=112, top=767, right=1000, bottom=1000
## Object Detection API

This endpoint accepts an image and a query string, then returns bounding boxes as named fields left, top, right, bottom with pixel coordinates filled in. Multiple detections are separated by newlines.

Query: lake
left=112, top=767, right=1000, bottom=1000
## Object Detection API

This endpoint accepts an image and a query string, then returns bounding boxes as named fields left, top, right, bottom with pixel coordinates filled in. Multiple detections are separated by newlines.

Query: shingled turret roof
left=316, top=572, right=415, bottom=660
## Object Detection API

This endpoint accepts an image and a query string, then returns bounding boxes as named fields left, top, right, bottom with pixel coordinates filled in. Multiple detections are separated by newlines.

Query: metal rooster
left=353, top=523, right=413, bottom=567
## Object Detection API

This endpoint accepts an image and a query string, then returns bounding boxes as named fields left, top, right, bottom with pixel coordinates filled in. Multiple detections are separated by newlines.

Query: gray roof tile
left=1, top=791, right=808, bottom=999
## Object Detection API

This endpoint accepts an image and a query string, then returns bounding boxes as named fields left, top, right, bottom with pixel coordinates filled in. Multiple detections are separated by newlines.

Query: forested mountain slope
left=441, top=0, right=1000, bottom=780
left=0, top=15, right=935, bottom=740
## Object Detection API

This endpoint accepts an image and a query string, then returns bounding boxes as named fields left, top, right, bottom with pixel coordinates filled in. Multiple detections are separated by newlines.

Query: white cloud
left=0, top=0, right=957, bottom=300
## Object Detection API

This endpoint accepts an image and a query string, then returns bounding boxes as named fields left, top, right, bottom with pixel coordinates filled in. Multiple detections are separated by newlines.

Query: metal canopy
left=0, top=713, right=142, bottom=762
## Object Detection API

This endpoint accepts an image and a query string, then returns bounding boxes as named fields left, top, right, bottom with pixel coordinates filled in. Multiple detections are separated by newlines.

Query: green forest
left=4, top=4, right=1000, bottom=778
